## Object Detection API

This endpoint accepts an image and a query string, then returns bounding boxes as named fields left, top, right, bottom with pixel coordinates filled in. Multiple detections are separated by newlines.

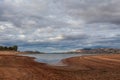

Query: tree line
left=0, top=45, right=18, bottom=51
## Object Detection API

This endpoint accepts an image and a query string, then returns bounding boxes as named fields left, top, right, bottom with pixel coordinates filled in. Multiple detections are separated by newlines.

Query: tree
left=0, top=46, right=3, bottom=50
left=13, top=45, right=18, bottom=51
left=4, top=47, right=8, bottom=50
left=9, top=47, right=13, bottom=50
left=0, top=45, right=18, bottom=51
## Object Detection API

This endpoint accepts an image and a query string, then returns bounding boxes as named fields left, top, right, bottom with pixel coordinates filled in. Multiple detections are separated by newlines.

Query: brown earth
left=0, top=51, right=20, bottom=55
left=0, top=52, right=120, bottom=80
left=62, top=54, right=120, bottom=80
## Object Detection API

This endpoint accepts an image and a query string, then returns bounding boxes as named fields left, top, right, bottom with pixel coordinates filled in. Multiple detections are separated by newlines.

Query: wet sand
left=0, top=52, right=120, bottom=80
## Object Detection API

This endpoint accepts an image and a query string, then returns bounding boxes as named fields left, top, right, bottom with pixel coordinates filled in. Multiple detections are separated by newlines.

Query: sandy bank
left=0, top=55, right=78, bottom=80
left=62, top=54, right=120, bottom=69
left=0, top=51, right=119, bottom=80
left=0, top=51, right=20, bottom=55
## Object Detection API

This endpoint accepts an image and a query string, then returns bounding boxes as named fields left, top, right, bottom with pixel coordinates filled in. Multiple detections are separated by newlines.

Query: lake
left=20, top=53, right=92, bottom=66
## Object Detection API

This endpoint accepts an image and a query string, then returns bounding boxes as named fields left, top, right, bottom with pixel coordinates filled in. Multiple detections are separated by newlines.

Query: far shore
left=0, top=51, right=21, bottom=55
left=0, top=51, right=119, bottom=80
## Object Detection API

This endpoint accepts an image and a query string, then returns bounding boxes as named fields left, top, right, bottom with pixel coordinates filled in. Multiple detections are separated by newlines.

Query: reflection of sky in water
left=20, top=54, right=91, bottom=66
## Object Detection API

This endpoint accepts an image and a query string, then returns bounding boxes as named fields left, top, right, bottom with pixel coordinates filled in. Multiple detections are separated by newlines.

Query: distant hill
left=23, top=51, right=45, bottom=54
left=66, top=48, right=120, bottom=54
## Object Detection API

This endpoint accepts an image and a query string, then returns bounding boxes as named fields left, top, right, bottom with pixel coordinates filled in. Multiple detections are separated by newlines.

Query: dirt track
left=0, top=53, right=120, bottom=80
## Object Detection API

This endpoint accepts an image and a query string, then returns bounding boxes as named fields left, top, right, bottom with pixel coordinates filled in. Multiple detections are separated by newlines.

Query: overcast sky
left=0, top=0, right=120, bottom=52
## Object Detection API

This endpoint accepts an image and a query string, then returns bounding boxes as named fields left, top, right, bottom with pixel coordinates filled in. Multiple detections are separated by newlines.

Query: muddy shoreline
left=0, top=51, right=120, bottom=80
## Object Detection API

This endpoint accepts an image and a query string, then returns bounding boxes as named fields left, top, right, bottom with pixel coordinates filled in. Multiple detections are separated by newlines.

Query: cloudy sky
left=0, top=0, right=120, bottom=52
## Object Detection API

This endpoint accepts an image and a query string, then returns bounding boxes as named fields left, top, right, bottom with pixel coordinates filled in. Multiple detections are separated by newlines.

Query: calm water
left=20, top=53, right=91, bottom=65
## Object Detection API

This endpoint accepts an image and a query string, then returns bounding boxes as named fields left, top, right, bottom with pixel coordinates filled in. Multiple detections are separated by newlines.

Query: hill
left=66, top=48, right=120, bottom=54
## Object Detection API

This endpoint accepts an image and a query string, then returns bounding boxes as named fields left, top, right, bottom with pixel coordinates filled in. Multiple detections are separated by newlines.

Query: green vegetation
left=0, top=45, right=18, bottom=51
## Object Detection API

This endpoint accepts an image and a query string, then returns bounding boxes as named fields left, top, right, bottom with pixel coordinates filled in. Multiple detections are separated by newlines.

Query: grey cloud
left=62, top=34, right=89, bottom=41
left=0, top=0, right=120, bottom=52
left=62, top=0, right=120, bottom=24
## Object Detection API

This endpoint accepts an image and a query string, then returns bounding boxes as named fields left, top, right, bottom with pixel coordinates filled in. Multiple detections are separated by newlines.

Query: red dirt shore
left=0, top=52, right=120, bottom=80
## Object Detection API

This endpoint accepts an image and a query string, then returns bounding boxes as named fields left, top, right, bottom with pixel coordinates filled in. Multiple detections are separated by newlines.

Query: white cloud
left=49, top=35, right=64, bottom=41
